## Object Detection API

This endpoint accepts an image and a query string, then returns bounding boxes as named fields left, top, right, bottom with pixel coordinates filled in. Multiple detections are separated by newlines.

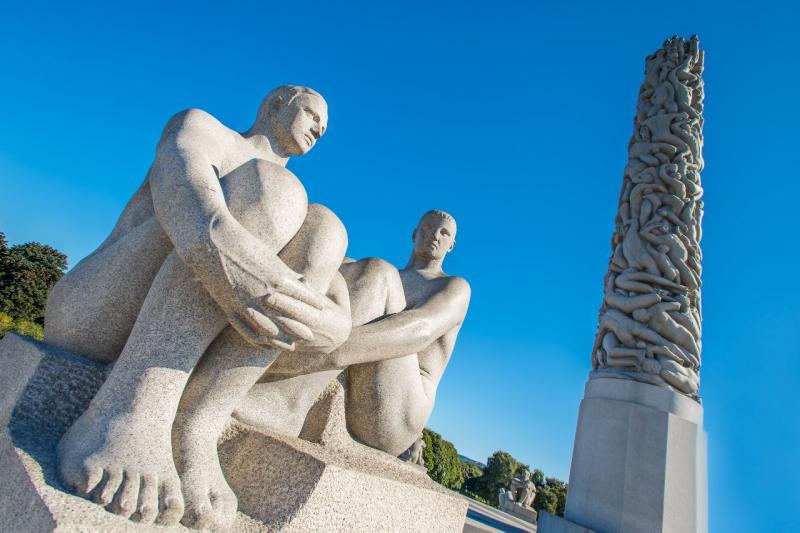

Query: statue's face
left=413, top=214, right=456, bottom=261
left=273, top=93, right=328, bottom=156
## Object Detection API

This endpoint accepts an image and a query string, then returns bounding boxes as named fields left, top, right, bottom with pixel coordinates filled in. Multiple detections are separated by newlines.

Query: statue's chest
left=400, top=274, right=444, bottom=310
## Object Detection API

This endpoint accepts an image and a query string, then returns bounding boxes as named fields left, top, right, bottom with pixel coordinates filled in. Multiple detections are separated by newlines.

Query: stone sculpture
left=6, top=85, right=471, bottom=530
left=498, top=469, right=538, bottom=523
left=590, top=35, right=705, bottom=398
left=45, top=84, right=350, bottom=529
left=540, top=37, right=708, bottom=533
left=509, top=469, right=537, bottom=508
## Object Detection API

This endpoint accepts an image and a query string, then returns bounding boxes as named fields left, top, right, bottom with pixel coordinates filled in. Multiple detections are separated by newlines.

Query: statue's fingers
left=230, top=315, right=270, bottom=347
left=273, top=316, right=315, bottom=342
left=265, top=337, right=296, bottom=352
left=245, top=306, right=280, bottom=337
left=276, top=279, right=327, bottom=309
left=263, top=292, right=318, bottom=324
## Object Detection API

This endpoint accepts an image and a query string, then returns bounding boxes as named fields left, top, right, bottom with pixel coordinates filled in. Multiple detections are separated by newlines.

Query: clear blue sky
left=1, top=1, right=797, bottom=530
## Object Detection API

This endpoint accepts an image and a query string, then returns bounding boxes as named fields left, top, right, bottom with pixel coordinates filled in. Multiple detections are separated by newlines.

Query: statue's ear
left=449, top=239, right=456, bottom=252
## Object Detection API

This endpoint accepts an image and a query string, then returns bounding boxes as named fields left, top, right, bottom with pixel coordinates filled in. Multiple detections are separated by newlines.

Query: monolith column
left=540, top=36, right=708, bottom=533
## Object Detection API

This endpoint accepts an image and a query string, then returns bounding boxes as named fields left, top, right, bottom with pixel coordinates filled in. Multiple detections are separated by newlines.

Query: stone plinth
left=498, top=500, right=537, bottom=523
left=0, top=333, right=467, bottom=532
left=219, top=423, right=466, bottom=532
left=542, top=378, right=707, bottom=533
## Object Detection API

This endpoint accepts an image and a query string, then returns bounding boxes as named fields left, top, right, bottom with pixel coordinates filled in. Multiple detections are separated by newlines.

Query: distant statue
left=510, top=469, right=537, bottom=508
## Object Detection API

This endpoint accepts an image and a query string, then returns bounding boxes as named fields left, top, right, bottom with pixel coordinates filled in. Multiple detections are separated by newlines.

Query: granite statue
left=541, top=37, right=708, bottom=533
left=37, top=84, right=470, bottom=530
left=509, top=469, right=537, bottom=508
left=498, top=469, right=538, bottom=523
left=46, top=85, right=352, bottom=527
left=590, top=35, right=705, bottom=398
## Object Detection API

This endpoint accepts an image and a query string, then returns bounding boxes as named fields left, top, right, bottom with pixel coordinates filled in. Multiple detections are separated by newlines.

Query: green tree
left=421, top=429, right=464, bottom=490
left=469, top=451, right=529, bottom=506
left=532, top=475, right=568, bottom=517
left=460, top=460, right=483, bottom=483
left=0, top=233, right=67, bottom=324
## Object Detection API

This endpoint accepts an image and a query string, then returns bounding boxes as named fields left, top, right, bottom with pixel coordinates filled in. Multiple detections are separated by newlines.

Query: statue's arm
left=148, top=109, right=326, bottom=348
left=149, top=109, right=241, bottom=261
left=330, top=277, right=471, bottom=367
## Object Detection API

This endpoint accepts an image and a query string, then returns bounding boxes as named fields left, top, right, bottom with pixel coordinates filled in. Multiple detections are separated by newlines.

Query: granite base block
left=0, top=333, right=467, bottom=532
left=537, top=512, right=595, bottom=533
left=543, top=378, right=707, bottom=533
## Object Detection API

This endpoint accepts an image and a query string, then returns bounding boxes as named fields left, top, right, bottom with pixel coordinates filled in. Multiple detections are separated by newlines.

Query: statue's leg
left=173, top=203, right=347, bottom=529
left=57, top=249, right=225, bottom=525
left=338, top=260, right=432, bottom=456
left=45, top=210, right=173, bottom=363
left=56, top=162, right=310, bottom=526
left=346, top=353, right=431, bottom=456
left=336, top=260, right=430, bottom=456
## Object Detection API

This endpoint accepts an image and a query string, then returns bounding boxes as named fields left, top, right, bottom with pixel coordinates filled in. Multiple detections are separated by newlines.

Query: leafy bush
left=422, top=429, right=464, bottom=489
left=0, top=311, right=44, bottom=340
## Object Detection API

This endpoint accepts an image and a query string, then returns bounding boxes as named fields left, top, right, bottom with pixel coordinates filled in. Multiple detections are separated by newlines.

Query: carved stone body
left=34, top=86, right=470, bottom=531
left=592, top=36, right=705, bottom=399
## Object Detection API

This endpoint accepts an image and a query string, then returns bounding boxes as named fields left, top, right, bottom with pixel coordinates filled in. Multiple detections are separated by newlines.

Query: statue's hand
left=189, top=220, right=329, bottom=350
left=259, top=290, right=352, bottom=354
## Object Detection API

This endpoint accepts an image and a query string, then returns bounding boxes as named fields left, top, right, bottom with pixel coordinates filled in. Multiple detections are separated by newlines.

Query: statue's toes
left=108, top=470, right=140, bottom=518
left=210, top=487, right=238, bottom=527
left=64, top=460, right=104, bottom=497
left=131, top=474, right=159, bottom=524
left=94, top=466, right=123, bottom=506
left=156, top=478, right=185, bottom=526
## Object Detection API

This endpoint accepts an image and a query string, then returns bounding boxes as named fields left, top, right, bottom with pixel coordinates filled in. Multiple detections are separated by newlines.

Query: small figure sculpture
left=510, top=469, right=537, bottom=508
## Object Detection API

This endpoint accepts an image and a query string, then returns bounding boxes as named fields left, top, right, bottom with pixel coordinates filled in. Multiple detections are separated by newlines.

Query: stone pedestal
left=0, top=333, right=467, bottom=532
left=498, top=499, right=537, bottom=523
left=541, top=378, right=707, bottom=533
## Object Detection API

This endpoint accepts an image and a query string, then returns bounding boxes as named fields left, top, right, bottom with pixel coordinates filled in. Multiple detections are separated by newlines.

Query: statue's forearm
left=331, top=312, right=436, bottom=367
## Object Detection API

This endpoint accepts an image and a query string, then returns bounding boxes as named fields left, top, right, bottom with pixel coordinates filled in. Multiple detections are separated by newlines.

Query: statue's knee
left=303, top=204, right=348, bottom=257
left=221, top=159, right=306, bottom=239
left=359, top=258, right=398, bottom=286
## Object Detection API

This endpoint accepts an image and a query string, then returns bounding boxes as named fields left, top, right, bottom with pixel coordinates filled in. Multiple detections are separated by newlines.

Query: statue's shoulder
left=160, top=108, right=232, bottom=141
left=442, top=275, right=471, bottom=302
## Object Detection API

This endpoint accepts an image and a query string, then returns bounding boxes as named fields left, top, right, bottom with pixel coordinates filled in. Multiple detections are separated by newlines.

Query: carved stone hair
left=257, top=85, right=323, bottom=122
left=418, top=209, right=456, bottom=227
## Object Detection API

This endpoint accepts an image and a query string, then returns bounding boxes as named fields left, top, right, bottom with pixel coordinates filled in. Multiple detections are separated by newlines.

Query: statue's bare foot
left=176, top=428, right=238, bottom=530
left=57, top=408, right=184, bottom=525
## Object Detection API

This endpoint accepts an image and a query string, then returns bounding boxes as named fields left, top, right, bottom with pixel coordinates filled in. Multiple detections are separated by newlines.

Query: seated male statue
left=45, top=85, right=353, bottom=527
left=169, top=209, right=470, bottom=528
